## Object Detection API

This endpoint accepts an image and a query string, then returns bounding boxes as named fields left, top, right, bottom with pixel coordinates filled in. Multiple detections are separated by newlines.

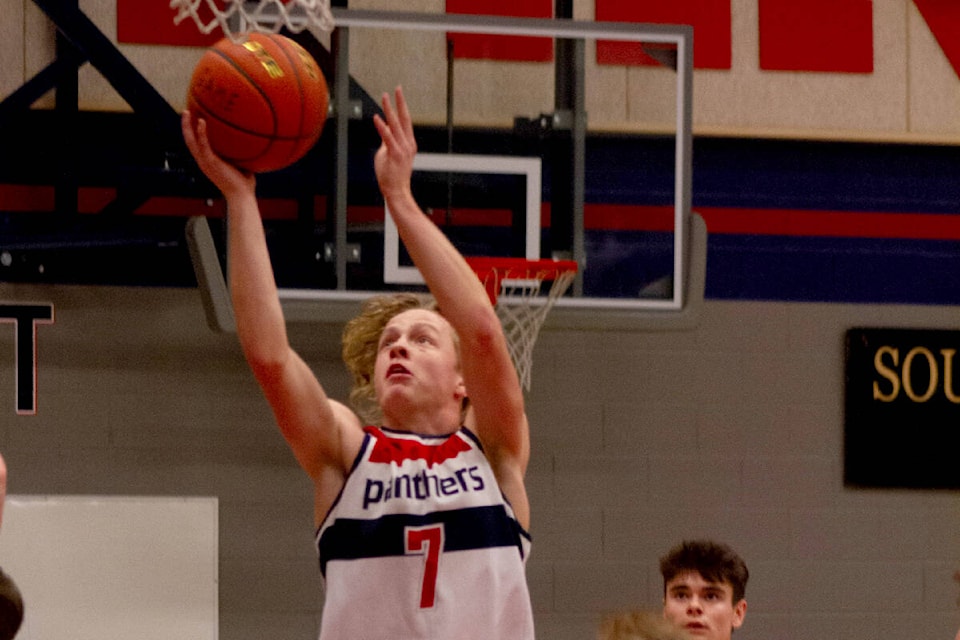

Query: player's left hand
left=372, top=86, right=416, bottom=201
left=182, top=110, right=256, bottom=200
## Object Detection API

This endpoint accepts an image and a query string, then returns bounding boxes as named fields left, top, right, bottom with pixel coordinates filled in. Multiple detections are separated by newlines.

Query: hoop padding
left=171, top=0, right=335, bottom=41
left=467, top=258, right=578, bottom=391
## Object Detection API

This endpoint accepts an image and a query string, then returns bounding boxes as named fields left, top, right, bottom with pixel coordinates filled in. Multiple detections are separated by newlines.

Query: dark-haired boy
left=660, top=540, right=748, bottom=640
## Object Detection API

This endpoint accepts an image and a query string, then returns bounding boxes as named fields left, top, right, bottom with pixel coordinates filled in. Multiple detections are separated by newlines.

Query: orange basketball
left=187, top=33, right=329, bottom=173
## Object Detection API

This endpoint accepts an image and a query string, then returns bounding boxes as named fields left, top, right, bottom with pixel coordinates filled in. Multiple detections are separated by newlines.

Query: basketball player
left=0, top=454, right=24, bottom=640
left=181, top=86, right=535, bottom=639
left=660, top=540, right=748, bottom=640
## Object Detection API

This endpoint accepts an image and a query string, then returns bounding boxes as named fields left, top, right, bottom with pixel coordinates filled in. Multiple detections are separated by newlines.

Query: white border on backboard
left=383, top=153, right=542, bottom=285
left=332, top=9, right=693, bottom=313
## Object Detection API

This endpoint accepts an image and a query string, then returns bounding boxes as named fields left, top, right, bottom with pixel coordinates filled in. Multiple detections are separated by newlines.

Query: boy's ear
left=731, top=598, right=747, bottom=629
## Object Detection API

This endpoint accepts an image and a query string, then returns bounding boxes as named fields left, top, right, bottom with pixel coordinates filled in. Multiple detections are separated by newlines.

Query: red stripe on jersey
left=366, top=427, right=471, bottom=467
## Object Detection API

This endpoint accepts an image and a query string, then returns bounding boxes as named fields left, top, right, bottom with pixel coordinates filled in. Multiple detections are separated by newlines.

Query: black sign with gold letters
left=845, top=328, right=960, bottom=489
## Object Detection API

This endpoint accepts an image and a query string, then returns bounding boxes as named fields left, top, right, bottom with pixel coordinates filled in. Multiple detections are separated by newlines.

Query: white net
left=471, top=260, right=577, bottom=391
left=171, top=0, right=335, bottom=41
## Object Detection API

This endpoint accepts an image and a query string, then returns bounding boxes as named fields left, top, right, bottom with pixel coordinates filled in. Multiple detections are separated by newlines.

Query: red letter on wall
left=595, top=0, right=732, bottom=69
left=759, top=0, right=873, bottom=72
left=446, top=0, right=553, bottom=61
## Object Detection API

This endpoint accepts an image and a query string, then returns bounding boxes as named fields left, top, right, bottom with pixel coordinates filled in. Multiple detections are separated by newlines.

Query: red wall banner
left=595, top=0, right=732, bottom=69
left=759, top=0, right=873, bottom=73
left=117, top=0, right=222, bottom=46
left=114, top=0, right=959, bottom=81
left=445, top=0, right=553, bottom=61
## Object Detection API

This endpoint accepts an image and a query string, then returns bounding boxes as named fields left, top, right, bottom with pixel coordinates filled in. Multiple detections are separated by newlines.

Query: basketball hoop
left=467, top=257, right=578, bottom=391
left=171, top=0, right=335, bottom=42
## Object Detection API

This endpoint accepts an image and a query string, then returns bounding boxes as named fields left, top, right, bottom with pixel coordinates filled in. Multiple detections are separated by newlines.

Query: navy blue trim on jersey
left=318, top=505, right=526, bottom=576
left=455, top=426, right=532, bottom=542
left=315, top=432, right=374, bottom=537
left=376, top=424, right=461, bottom=440
left=459, top=426, right=483, bottom=451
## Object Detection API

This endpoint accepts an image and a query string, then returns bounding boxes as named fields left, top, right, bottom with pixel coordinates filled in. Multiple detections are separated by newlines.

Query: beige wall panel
left=906, top=1, right=960, bottom=138
left=345, top=0, right=449, bottom=125
left=352, top=0, right=443, bottom=11
left=624, top=67, right=679, bottom=132
left=76, top=0, right=120, bottom=111
left=573, top=0, right=593, bottom=21
left=23, top=0, right=54, bottom=109
left=15, top=0, right=958, bottom=140
left=0, top=0, right=26, bottom=103
left=23, top=0, right=128, bottom=112
left=349, top=27, right=449, bottom=124
left=586, top=58, right=629, bottom=129
left=122, top=43, right=207, bottom=113
left=693, top=0, right=908, bottom=138
left=350, top=32, right=555, bottom=128
left=580, top=0, right=677, bottom=131
left=20, top=0, right=205, bottom=113
left=689, top=0, right=759, bottom=132
left=346, top=0, right=554, bottom=128
left=77, top=0, right=206, bottom=112
left=452, top=60, right=554, bottom=127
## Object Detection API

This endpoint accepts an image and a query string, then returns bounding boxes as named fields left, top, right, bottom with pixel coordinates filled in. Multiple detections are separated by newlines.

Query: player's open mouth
left=387, top=364, right=410, bottom=377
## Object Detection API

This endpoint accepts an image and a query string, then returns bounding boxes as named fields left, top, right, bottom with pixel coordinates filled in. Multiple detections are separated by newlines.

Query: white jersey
left=315, top=426, right=534, bottom=640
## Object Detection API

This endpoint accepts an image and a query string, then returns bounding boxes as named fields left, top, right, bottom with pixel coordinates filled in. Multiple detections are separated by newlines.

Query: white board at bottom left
left=0, top=495, right=218, bottom=640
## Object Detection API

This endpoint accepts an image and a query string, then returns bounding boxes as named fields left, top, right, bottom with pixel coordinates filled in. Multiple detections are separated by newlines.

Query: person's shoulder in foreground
left=598, top=609, right=690, bottom=640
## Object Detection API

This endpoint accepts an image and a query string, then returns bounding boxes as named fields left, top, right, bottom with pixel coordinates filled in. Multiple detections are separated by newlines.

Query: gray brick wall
left=1, top=284, right=958, bottom=640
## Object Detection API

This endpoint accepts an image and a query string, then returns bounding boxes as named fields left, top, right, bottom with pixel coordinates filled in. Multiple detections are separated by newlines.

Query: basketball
left=186, top=33, right=329, bottom=173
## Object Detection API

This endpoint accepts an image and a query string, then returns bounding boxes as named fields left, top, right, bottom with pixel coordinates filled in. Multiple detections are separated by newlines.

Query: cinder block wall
left=1, top=283, right=958, bottom=640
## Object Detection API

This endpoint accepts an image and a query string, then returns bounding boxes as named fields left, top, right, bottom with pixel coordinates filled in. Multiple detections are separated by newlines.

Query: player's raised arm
left=372, top=87, right=531, bottom=522
left=181, top=112, right=362, bottom=492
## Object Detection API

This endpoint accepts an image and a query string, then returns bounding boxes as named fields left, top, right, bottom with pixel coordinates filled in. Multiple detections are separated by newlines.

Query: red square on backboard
left=758, top=0, right=873, bottom=72
left=595, top=0, right=731, bottom=69
left=446, top=0, right=553, bottom=62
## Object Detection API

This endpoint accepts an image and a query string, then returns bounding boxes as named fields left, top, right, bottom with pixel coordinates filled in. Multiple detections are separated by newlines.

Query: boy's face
left=374, top=308, right=464, bottom=418
left=663, top=570, right=746, bottom=640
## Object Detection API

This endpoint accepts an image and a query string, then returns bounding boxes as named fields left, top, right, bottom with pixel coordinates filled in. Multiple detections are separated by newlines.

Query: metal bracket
left=323, top=243, right=361, bottom=263
left=327, top=98, right=363, bottom=119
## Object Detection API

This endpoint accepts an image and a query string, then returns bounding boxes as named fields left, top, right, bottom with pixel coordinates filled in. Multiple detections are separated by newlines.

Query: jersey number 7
left=405, top=524, right=445, bottom=608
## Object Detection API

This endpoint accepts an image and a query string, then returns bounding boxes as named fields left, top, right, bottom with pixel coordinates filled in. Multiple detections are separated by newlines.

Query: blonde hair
left=342, top=293, right=464, bottom=424
left=597, top=610, right=690, bottom=640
